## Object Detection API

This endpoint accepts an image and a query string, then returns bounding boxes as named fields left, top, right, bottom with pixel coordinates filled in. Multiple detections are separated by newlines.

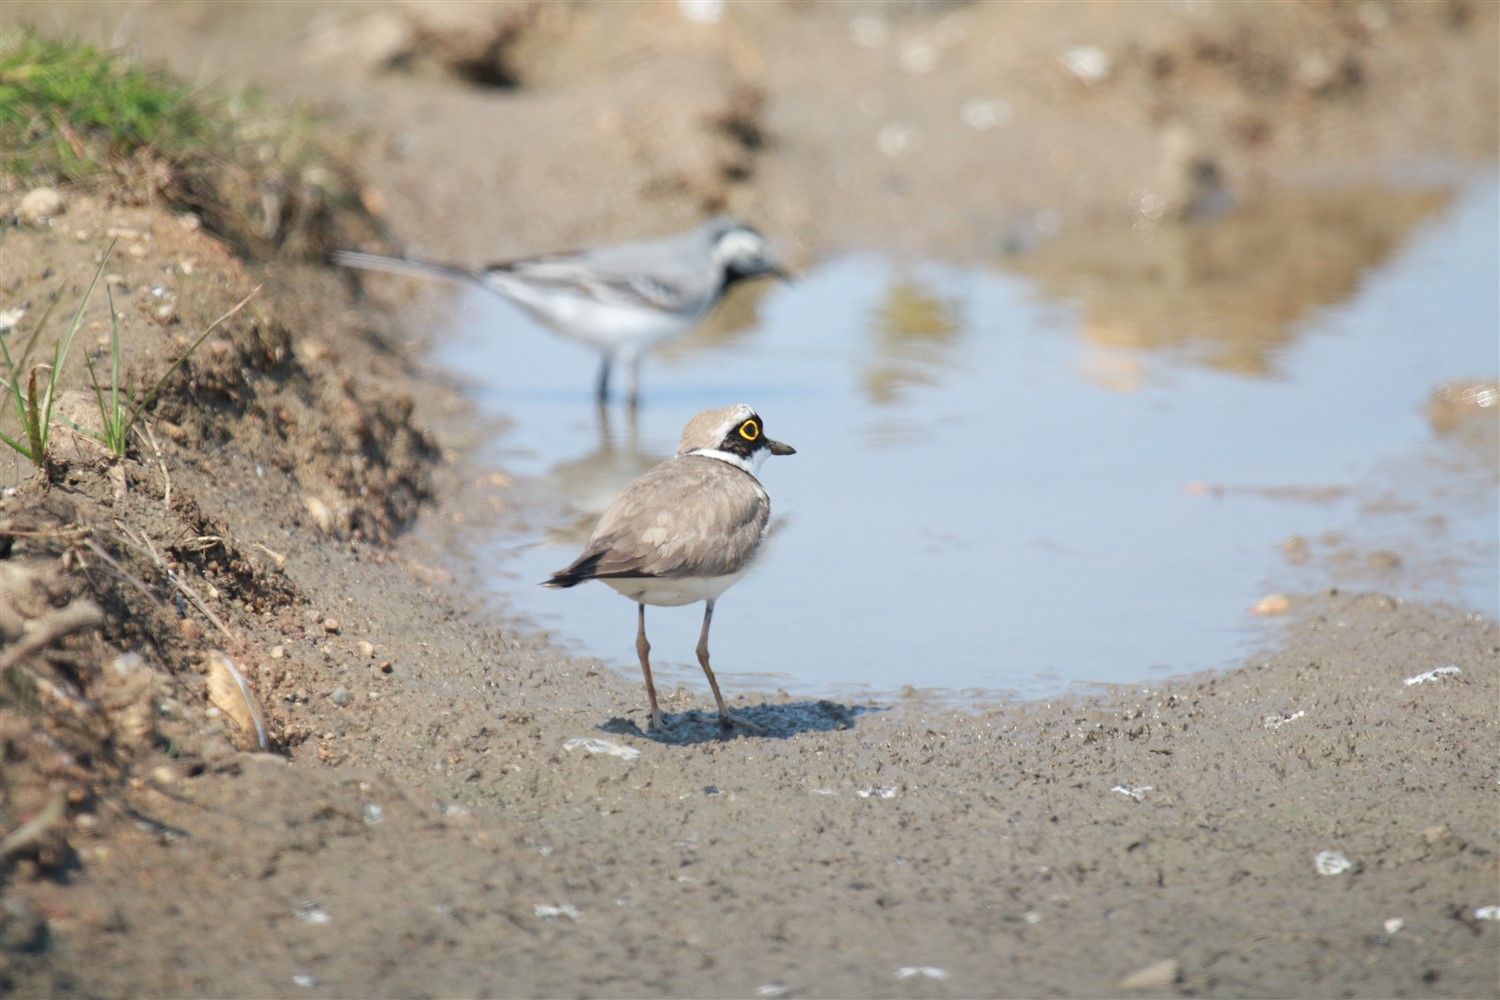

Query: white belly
left=484, top=276, right=704, bottom=353
left=602, top=568, right=749, bottom=607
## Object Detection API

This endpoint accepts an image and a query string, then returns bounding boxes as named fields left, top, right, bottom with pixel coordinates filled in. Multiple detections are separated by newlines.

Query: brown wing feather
left=576, top=455, right=769, bottom=580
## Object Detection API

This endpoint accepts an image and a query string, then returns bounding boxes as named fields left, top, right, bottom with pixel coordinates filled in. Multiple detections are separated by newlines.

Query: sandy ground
left=1, top=2, right=1497, bottom=997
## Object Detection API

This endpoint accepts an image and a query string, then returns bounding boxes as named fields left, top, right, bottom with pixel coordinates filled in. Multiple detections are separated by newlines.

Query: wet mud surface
left=1, top=3, right=1496, bottom=997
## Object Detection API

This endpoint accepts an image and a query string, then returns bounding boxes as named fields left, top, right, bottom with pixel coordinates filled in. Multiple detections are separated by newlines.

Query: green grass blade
left=40, top=238, right=116, bottom=451
left=25, top=365, right=44, bottom=462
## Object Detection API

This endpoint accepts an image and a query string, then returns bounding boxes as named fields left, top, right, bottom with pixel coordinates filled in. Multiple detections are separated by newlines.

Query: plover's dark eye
left=738, top=419, right=760, bottom=442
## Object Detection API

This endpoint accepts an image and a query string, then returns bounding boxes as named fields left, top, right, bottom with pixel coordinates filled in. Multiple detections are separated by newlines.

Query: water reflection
left=862, top=275, right=963, bottom=405
left=1008, top=185, right=1453, bottom=378
left=541, top=404, right=664, bottom=546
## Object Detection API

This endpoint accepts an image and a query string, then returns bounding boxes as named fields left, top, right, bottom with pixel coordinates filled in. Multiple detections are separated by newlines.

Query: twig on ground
left=0, top=599, right=104, bottom=671
left=0, top=792, right=67, bottom=858
left=82, top=536, right=161, bottom=605
left=136, top=421, right=171, bottom=508
left=113, top=524, right=244, bottom=651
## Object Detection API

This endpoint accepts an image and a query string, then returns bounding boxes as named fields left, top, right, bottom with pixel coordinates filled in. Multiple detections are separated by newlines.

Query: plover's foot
left=718, top=711, right=764, bottom=735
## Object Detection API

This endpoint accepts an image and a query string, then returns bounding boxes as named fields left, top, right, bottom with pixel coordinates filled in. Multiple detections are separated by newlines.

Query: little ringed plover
left=543, top=403, right=795, bottom=732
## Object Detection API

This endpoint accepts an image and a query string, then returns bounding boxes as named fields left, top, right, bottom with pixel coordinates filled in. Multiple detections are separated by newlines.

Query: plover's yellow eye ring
left=739, top=419, right=760, bottom=442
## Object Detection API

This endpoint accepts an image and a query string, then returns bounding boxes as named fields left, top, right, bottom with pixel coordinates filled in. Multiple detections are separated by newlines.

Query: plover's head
left=677, top=403, right=795, bottom=475
left=704, top=218, right=789, bottom=286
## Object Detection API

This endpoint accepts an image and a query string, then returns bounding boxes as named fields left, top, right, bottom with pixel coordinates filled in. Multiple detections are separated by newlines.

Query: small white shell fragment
left=856, top=786, right=897, bottom=799
left=961, top=97, right=1011, bottom=131
left=894, top=965, right=942, bottom=983
left=0, top=306, right=26, bottom=332
left=1059, top=45, right=1112, bottom=84
left=562, top=737, right=640, bottom=760
left=877, top=123, right=917, bottom=158
left=900, top=40, right=938, bottom=75
left=292, top=974, right=316, bottom=989
left=754, top=985, right=790, bottom=998
left=1404, top=665, right=1461, bottom=686
left=1314, top=850, right=1352, bottom=876
left=1383, top=917, right=1405, bottom=934
left=1475, top=905, right=1500, bottom=921
left=1263, top=710, right=1306, bottom=730
left=1111, top=785, right=1152, bottom=801
left=895, top=967, right=948, bottom=980
left=294, top=902, right=331, bottom=925
left=534, top=903, right=580, bottom=921
left=676, top=0, right=724, bottom=24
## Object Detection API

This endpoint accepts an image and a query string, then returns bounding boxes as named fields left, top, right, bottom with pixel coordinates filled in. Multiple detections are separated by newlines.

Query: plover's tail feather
left=541, top=552, right=605, bottom=589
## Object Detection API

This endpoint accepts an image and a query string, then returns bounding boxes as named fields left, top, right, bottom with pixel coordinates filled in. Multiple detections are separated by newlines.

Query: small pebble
left=270, top=645, right=285, bottom=659
left=1251, top=593, right=1290, bottom=616
left=112, top=652, right=146, bottom=677
left=322, top=618, right=341, bottom=634
left=357, top=641, right=375, bottom=659
left=1059, top=45, right=1112, bottom=85
left=1119, top=958, right=1180, bottom=990
left=18, top=187, right=65, bottom=224
left=1423, top=824, right=1453, bottom=845
left=330, top=686, right=352, bottom=706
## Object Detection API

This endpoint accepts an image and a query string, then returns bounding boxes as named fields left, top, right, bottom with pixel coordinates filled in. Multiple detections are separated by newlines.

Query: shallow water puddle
left=433, top=174, right=1497, bottom=702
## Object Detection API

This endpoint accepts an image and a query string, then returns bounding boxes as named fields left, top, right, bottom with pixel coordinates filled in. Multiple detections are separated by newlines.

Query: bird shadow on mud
left=600, top=700, right=881, bottom=745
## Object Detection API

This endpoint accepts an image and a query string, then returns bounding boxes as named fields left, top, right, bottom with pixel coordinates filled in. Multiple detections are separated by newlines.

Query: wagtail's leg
left=595, top=354, right=612, bottom=403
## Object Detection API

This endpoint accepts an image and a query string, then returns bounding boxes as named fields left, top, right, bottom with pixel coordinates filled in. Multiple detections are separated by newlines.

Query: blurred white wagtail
left=331, top=217, right=787, bottom=405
